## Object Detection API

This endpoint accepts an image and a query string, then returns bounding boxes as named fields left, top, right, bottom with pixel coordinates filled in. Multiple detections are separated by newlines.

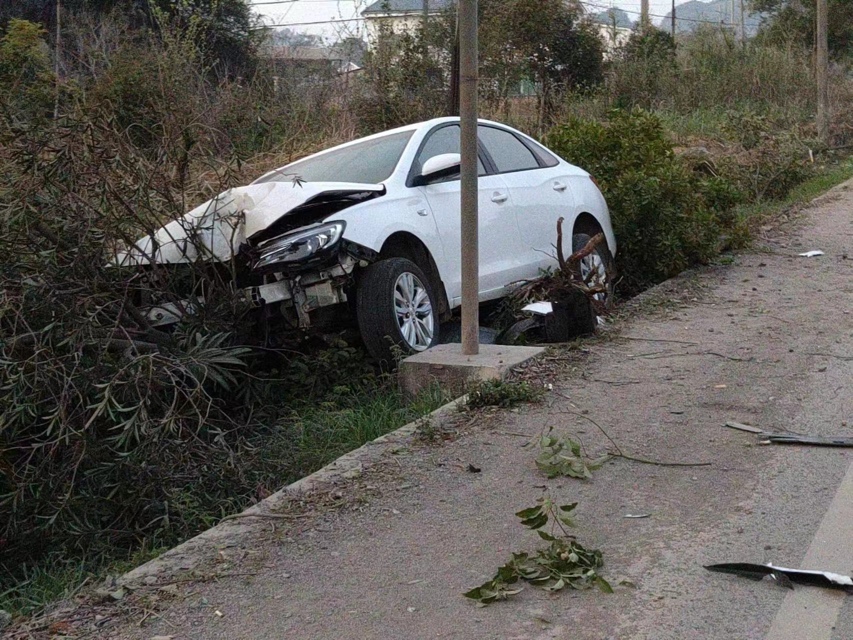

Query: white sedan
left=117, top=118, right=616, bottom=362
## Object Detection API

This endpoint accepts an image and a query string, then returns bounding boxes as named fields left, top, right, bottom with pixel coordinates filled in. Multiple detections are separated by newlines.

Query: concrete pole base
left=399, top=343, right=544, bottom=398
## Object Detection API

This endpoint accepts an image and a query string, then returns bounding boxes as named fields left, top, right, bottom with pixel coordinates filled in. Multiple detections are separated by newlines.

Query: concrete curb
left=118, top=394, right=469, bottom=587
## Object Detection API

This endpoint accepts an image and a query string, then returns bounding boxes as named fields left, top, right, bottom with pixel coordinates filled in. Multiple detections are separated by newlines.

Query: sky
left=250, top=0, right=700, bottom=41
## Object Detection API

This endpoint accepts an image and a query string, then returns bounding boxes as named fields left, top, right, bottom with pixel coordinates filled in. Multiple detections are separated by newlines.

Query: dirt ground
left=12, top=179, right=853, bottom=640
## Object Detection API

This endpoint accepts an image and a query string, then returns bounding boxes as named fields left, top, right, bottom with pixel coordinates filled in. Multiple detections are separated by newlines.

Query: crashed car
left=115, top=117, right=616, bottom=362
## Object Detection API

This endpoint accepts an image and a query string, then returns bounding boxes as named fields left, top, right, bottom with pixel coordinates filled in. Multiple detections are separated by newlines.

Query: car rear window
left=478, top=125, right=541, bottom=173
left=254, top=130, right=414, bottom=185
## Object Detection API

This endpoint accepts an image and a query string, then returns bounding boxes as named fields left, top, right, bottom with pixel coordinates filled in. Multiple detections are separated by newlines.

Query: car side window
left=478, top=126, right=541, bottom=173
left=414, top=125, right=486, bottom=179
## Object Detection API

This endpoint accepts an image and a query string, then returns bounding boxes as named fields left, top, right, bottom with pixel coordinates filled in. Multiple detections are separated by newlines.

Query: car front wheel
left=357, top=257, right=439, bottom=365
left=572, top=232, right=615, bottom=310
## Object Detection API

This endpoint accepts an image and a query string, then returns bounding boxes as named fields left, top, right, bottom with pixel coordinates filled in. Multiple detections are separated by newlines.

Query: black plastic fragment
left=705, top=563, right=853, bottom=592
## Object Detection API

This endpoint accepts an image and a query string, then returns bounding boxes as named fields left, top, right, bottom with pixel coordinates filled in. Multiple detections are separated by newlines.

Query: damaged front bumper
left=115, top=181, right=387, bottom=330
left=145, top=232, right=377, bottom=330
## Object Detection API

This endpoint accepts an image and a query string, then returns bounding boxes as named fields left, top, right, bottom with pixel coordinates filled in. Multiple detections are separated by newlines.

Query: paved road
left=107, top=181, right=852, bottom=640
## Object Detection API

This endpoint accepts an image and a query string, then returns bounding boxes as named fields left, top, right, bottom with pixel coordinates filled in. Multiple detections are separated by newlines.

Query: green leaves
left=535, top=428, right=609, bottom=479
left=466, top=379, right=544, bottom=409
left=463, top=563, right=524, bottom=604
left=516, top=497, right=576, bottom=530
left=544, top=109, right=723, bottom=295
left=464, top=527, right=611, bottom=605
left=466, top=497, right=611, bottom=606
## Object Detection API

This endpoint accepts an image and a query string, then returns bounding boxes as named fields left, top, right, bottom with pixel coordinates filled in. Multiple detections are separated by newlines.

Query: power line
left=254, top=16, right=366, bottom=28
left=252, top=0, right=731, bottom=31
left=252, top=0, right=344, bottom=5
left=580, top=0, right=734, bottom=26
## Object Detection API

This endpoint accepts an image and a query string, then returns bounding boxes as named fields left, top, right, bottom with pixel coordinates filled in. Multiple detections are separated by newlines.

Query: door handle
left=491, top=192, right=508, bottom=203
left=553, top=181, right=567, bottom=192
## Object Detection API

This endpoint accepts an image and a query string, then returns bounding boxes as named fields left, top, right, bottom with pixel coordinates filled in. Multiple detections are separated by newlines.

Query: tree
left=269, top=27, right=323, bottom=48
left=0, top=19, right=56, bottom=123
left=151, top=0, right=262, bottom=74
left=354, top=0, right=603, bottom=130
left=751, top=0, right=853, bottom=59
left=478, top=0, right=603, bottom=123
left=1, top=0, right=262, bottom=75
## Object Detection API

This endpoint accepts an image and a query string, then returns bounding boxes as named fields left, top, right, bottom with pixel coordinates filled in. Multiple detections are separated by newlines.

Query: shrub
left=544, top=109, right=721, bottom=293
left=605, top=26, right=817, bottom=116
left=608, top=28, right=677, bottom=111
left=0, top=19, right=56, bottom=124
left=716, top=108, right=813, bottom=202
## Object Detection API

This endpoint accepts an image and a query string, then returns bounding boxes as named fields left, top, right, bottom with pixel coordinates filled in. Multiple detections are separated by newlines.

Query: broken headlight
left=254, top=222, right=345, bottom=269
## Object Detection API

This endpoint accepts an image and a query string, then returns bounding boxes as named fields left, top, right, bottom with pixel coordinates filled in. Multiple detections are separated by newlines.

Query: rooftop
left=362, top=0, right=455, bottom=15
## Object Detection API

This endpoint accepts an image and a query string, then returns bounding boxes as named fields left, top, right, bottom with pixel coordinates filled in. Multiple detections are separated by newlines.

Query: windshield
left=254, top=130, right=414, bottom=185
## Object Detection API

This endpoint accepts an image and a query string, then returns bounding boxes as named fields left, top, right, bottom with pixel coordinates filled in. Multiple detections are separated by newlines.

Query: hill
left=659, top=0, right=762, bottom=36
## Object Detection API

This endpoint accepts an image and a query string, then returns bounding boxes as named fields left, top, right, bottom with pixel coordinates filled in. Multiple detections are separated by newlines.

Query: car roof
left=253, top=118, right=524, bottom=184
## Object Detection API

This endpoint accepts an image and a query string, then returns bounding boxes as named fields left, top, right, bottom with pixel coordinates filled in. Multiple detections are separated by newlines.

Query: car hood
left=112, top=181, right=384, bottom=266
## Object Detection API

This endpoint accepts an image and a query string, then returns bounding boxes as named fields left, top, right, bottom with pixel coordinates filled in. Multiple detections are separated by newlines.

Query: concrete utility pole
left=671, top=0, right=676, bottom=38
left=458, top=0, right=479, bottom=355
left=54, top=0, right=61, bottom=119
left=641, top=0, right=649, bottom=30
left=731, top=0, right=736, bottom=35
left=816, top=0, right=829, bottom=143
left=422, top=0, right=429, bottom=39
left=448, top=17, right=460, bottom=116
left=739, top=0, right=746, bottom=44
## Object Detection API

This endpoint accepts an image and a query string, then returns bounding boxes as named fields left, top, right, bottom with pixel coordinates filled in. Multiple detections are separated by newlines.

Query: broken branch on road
left=630, top=351, right=754, bottom=362
left=552, top=394, right=712, bottom=468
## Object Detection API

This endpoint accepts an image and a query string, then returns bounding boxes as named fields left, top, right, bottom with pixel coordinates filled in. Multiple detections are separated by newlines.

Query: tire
left=357, top=257, right=439, bottom=365
left=572, top=232, right=615, bottom=310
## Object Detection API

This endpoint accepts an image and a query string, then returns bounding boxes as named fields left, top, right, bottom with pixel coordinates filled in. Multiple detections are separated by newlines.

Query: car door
left=477, top=124, right=576, bottom=278
left=412, top=124, right=527, bottom=304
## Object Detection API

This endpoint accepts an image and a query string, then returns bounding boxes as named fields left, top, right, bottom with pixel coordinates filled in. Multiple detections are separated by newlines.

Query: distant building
left=361, top=0, right=455, bottom=47
left=265, top=46, right=360, bottom=75
left=262, top=45, right=362, bottom=93
left=588, top=8, right=633, bottom=58
left=594, top=22, right=632, bottom=57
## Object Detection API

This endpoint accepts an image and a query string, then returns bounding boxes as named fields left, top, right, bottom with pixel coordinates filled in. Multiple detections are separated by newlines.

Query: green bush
left=544, top=109, right=721, bottom=293
left=0, top=20, right=56, bottom=124
left=717, top=109, right=813, bottom=202
left=605, top=26, right=816, bottom=116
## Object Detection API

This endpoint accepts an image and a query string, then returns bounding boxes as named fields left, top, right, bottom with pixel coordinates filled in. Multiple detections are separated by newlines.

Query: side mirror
left=414, top=153, right=461, bottom=185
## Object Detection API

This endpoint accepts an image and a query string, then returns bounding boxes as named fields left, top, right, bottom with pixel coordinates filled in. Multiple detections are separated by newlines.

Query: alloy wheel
left=394, top=272, right=434, bottom=351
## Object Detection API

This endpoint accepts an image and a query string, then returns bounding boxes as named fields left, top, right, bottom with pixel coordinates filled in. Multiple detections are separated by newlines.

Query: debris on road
left=464, top=497, right=611, bottom=605
left=765, top=434, right=853, bottom=447
left=623, top=514, right=651, bottom=519
left=798, top=250, right=825, bottom=257
left=723, top=421, right=765, bottom=434
left=705, top=563, right=853, bottom=592
left=723, top=422, right=853, bottom=447
left=522, top=301, right=554, bottom=316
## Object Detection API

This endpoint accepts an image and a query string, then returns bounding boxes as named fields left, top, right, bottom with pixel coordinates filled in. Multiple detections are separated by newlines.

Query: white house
left=361, top=0, right=455, bottom=48
left=595, top=22, right=632, bottom=56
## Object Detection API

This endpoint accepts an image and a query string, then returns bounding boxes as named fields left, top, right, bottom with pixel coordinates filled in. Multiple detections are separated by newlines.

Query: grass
left=466, top=379, right=545, bottom=409
left=656, top=107, right=732, bottom=144
left=0, top=561, right=91, bottom=618
left=0, top=377, right=448, bottom=619
left=267, top=381, right=449, bottom=485
left=734, top=155, right=853, bottom=232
